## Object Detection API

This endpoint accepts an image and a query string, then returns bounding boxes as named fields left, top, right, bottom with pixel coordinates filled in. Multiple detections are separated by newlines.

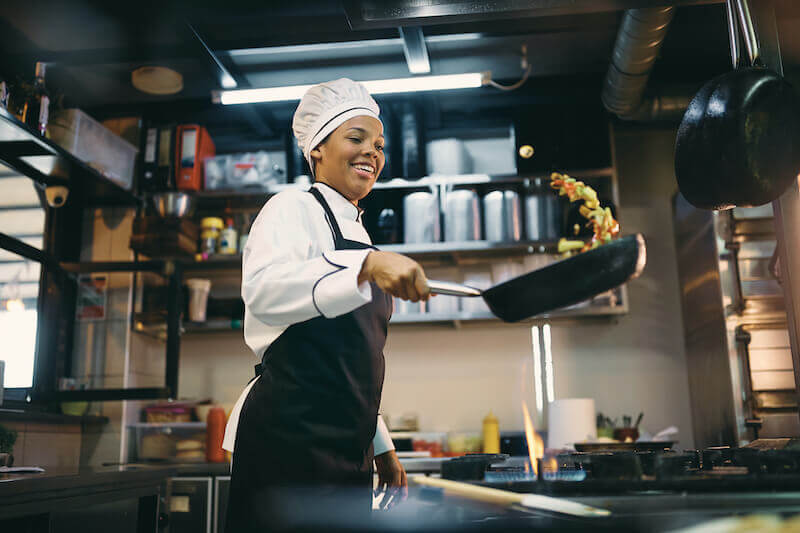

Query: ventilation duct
left=602, top=6, right=689, bottom=121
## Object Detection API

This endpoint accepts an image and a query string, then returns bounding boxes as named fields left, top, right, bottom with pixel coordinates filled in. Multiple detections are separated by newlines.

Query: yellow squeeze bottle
left=482, top=411, right=500, bottom=454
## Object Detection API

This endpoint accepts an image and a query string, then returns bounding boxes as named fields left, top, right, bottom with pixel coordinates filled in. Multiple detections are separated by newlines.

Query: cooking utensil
left=443, top=189, right=481, bottom=242
left=403, top=191, right=440, bottom=243
left=441, top=453, right=509, bottom=481
left=151, top=192, right=195, bottom=217
left=525, top=180, right=561, bottom=241
left=426, top=233, right=646, bottom=322
left=574, top=441, right=675, bottom=453
left=412, top=476, right=611, bottom=517
left=674, top=0, right=800, bottom=210
left=634, top=412, right=644, bottom=429
left=483, top=190, right=521, bottom=242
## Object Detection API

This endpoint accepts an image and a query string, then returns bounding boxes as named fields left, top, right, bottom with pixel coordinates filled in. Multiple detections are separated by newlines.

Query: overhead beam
left=186, top=23, right=239, bottom=89
left=398, top=27, right=430, bottom=74
left=344, top=0, right=724, bottom=29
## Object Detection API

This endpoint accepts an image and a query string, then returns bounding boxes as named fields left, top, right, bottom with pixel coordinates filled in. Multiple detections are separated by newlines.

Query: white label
left=170, top=495, right=190, bottom=513
left=145, top=128, right=157, bottom=163
left=181, top=129, right=197, bottom=168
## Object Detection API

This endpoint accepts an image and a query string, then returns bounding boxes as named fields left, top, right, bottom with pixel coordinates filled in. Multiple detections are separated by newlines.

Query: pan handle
left=427, top=279, right=482, bottom=297
left=733, top=0, right=761, bottom=66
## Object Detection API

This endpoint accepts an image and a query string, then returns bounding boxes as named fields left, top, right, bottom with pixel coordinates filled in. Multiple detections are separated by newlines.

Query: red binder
left=175, top=124, right=215, bottom=191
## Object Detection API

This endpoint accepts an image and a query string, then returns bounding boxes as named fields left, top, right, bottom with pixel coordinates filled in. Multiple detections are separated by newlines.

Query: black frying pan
left=427, top=234, right=646, bottom=322
left=674, top=0, right=800, bottom=210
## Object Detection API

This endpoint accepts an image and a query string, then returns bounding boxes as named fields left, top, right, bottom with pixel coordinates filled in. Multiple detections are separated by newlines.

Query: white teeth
left=353, top=164, right=374, bottom=173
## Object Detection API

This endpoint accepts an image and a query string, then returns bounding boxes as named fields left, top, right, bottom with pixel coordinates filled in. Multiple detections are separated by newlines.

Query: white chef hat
left=292, top=78, right=381, bottom=175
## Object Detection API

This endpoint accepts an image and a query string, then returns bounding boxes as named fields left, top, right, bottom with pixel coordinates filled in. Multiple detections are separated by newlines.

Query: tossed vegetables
left=551, top=172, right=620, bottom=254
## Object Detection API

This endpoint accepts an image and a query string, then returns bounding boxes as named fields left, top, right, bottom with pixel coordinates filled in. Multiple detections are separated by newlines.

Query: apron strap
left=309, top=187, right=346, bottom=248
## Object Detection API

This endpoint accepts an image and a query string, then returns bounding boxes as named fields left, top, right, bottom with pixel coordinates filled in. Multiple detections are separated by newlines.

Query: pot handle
left=725, top=0, right=742, bottom=68
left=733, top=0, right=761, bottom=67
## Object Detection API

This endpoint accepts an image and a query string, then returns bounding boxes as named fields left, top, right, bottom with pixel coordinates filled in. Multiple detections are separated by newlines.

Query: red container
left=206, top=407, right=226, bottom=463
left=176, top=124, right=215, bottom=191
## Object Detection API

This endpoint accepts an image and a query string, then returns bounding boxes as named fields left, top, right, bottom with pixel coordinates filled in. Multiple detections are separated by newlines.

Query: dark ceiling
left=2, top=0, right=799, bottom=151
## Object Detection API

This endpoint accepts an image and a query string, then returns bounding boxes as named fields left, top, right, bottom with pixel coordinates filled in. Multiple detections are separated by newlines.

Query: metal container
left=525, top=179, right=561, bottom=241
left=152, top=192, right=195, bottom=218
left=403, top=191, right=440, bottom=243
left=444, top=189, right=481, bottom=242
left=483, top=190, right=521, bottom=242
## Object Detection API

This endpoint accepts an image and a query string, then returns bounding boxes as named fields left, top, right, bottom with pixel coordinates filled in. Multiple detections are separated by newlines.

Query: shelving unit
left=134, top=164, right=625, bottom=332
left=0, top=107, right=142, bottom=206
left=190, top=168, right=615, bottom=212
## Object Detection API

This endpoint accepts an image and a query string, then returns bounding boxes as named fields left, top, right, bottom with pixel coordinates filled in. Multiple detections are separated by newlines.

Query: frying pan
left=674, top=0, right=800, bottom=210
left=426, top=233, right=646, bottom=322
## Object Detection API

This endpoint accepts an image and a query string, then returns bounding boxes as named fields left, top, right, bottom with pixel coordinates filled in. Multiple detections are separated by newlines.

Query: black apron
left=226, top=187, right=392, bottom=532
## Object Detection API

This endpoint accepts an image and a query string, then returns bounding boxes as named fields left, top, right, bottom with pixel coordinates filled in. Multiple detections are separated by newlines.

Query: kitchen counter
left=119, top=456, right=449, bottom=477
left=0, top=407, right=109, bottom=425
left=0, top=465, right=175, bottom=532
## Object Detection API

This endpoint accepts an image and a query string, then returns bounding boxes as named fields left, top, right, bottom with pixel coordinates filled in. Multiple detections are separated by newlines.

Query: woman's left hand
left=374, top=450, right=408, bottom=510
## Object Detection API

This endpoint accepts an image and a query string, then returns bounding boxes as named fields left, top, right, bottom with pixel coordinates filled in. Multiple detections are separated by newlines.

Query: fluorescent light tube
left=215, top=72, right=487, bottom=105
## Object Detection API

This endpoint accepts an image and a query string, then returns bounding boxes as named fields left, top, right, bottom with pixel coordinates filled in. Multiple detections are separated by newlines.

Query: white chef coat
left=223, top=182, right=394, bottom=456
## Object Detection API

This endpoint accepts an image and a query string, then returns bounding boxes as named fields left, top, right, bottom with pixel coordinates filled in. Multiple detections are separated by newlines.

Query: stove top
left=432, top=445, right=800, bottom=497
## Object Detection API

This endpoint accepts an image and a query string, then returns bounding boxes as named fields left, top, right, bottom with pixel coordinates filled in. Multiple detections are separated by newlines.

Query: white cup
left=186, top=278, right=212, bottom=322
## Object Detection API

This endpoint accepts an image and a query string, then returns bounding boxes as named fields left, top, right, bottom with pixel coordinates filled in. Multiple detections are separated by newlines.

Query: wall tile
left=24, top=431, right=81, bottom=468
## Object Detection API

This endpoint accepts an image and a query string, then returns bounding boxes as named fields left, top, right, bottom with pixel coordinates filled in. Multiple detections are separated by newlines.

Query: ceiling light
left=214, top=72, right=489, bottom=105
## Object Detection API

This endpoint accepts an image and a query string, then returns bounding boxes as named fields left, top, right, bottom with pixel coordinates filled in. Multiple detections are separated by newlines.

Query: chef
left=223, top=78, right=430, bottom=532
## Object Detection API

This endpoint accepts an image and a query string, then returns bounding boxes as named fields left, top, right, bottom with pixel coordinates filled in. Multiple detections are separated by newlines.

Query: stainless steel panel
left=749, top=348, right=794, bottom=371
left=751, top=370, right=796, bottom=391
left=760, top=413, right=800, bottom=438
left=673, top=194, right=738, bottom=448
left=750, top=329, right=791, bottom=348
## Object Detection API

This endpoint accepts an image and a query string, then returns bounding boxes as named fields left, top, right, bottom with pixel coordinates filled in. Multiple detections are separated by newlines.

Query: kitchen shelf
left=190, top=168, right=614, bottom=211
left=128, top=422, right=206, bottom=429
left=133, top=294, right=626, bottom=338
left=0, top=107, right=141, bottom=206
left=181, top=240, right=558, bottom=272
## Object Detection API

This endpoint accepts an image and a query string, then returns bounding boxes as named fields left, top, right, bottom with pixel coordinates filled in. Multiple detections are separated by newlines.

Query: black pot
left=440, top=453, right=509, bottom=481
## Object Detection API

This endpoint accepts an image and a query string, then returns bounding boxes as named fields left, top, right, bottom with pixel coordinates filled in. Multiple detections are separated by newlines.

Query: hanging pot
left=674, top=0, right=800, bottom=210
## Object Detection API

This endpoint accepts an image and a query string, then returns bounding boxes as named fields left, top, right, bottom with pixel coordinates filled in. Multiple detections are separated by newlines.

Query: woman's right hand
left=359, top=251, right=431, bottom=302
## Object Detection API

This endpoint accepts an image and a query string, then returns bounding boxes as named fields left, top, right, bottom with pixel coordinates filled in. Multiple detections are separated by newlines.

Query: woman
left=223, top=78, right=431, bottom=532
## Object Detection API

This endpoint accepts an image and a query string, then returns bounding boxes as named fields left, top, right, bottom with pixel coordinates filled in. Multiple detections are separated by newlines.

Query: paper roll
left=547, top=398, right=597, bottom=450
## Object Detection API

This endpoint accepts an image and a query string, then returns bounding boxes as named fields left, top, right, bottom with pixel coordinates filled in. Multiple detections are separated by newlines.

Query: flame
left=522, top=401, right=544, bottom=477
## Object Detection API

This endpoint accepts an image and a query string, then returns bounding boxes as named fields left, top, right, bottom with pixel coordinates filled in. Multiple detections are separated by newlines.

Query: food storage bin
left=129, top=422, right=207, bottom=462
left=48, top=109, right=138, bottom=190
left=204, top=150, right=287, bottom=190
left=144, top=402, right=195, bottom=423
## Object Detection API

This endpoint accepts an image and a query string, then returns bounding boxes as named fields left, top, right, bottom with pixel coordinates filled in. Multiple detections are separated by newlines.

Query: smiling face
left=310, top=115, right=385, bottom=204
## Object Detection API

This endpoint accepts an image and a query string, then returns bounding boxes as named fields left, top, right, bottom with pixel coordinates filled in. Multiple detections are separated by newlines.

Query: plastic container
left=482, top=412, right=500, bottom=454
left=130, top=422, right=207, bottom=462
left=144, top=403, right=194, bottom=423
left=426, top=138, right=473, bottom=175
left=186, top=278, right=211, bottom=322
left=219, top=219, right=238, bottom=255
left=206, top=407, right=226, bottom=463
left=204, top=150, right=288, bottom=190
left=48, top=109, right=138, bottom=190
left=201, top=217, right=224, bottom=231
